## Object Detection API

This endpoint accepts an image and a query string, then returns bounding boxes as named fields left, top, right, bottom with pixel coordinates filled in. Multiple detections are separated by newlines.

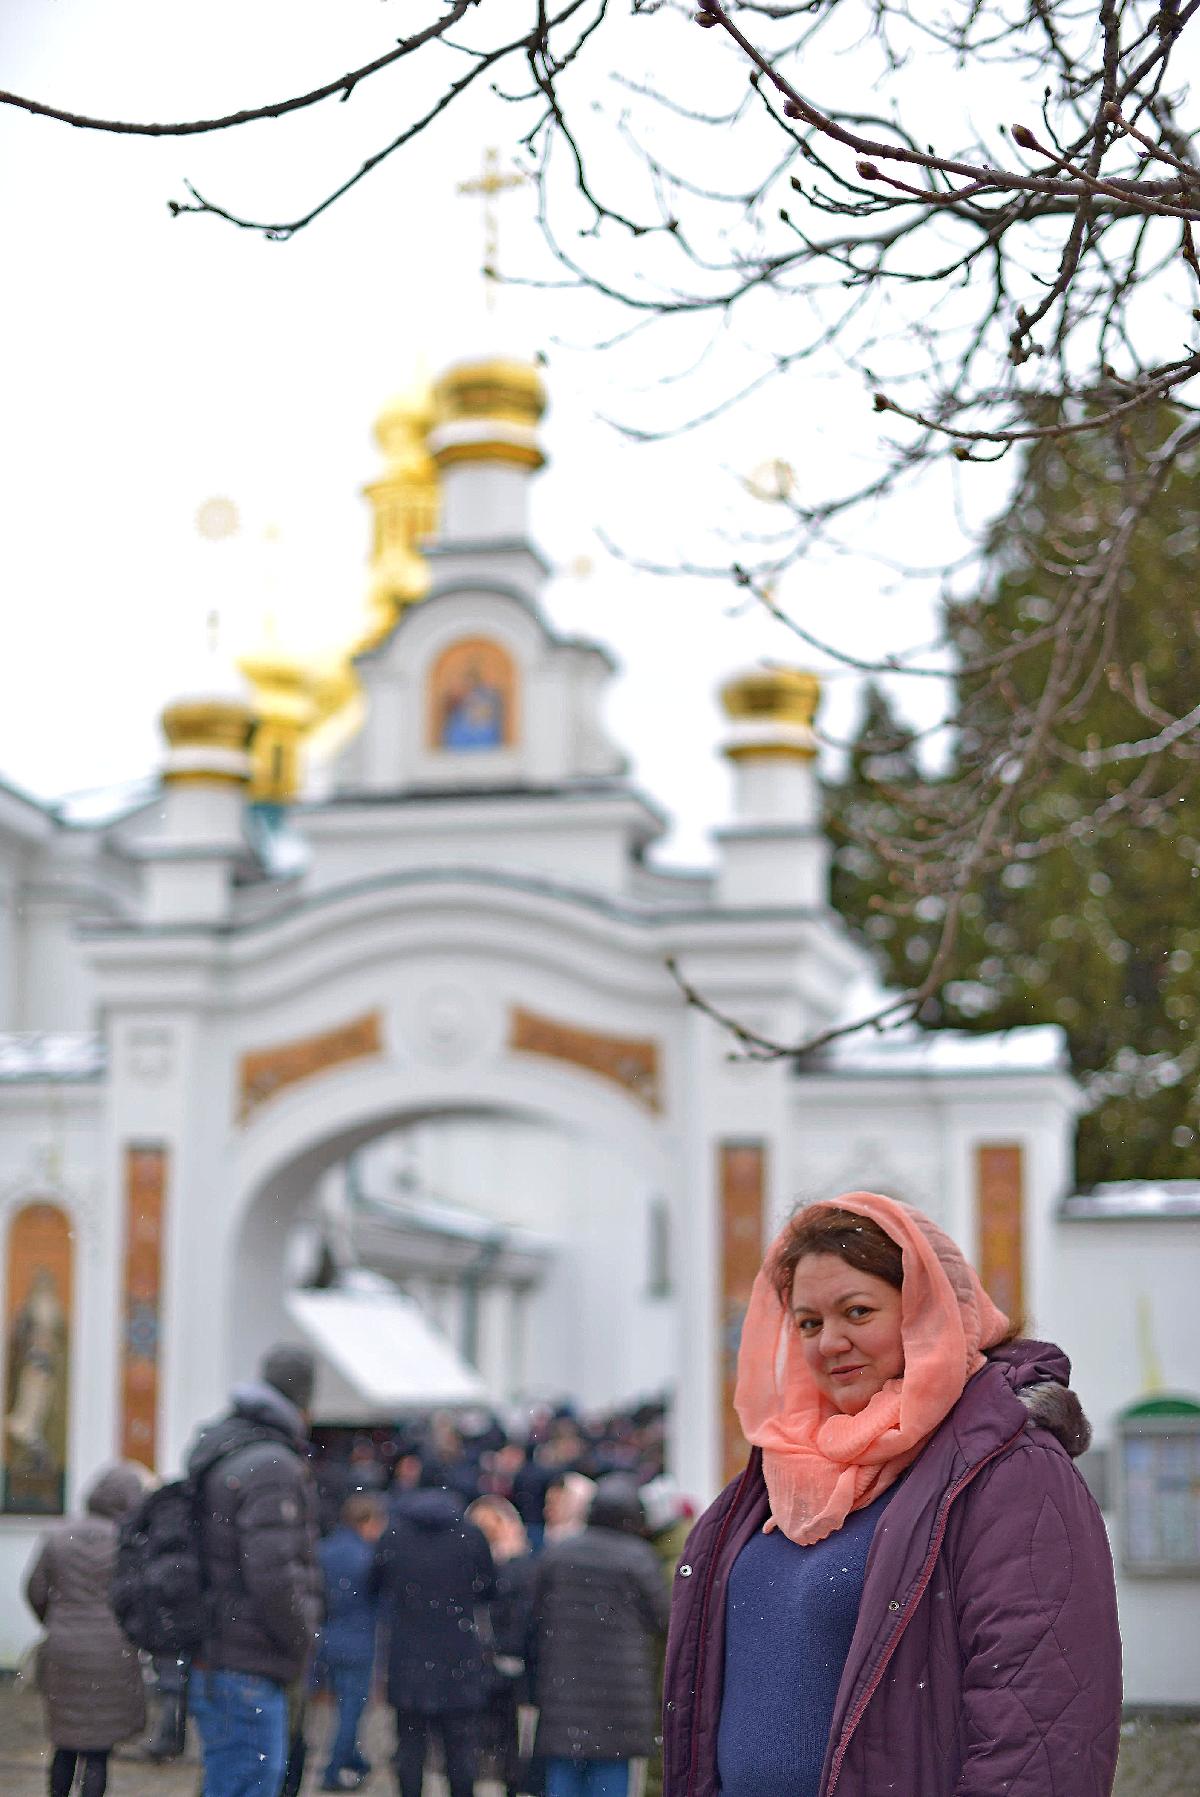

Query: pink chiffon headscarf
left=734, top=1192, right=1009, bottom=1546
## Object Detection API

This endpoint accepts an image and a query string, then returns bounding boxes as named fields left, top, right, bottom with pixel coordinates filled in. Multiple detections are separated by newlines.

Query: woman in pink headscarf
left=661, top=1193, right=1122, bottom=1797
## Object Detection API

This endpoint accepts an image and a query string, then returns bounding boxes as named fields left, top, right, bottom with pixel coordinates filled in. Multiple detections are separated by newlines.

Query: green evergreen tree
left=829, top=415, right=1200, bottom=1187
left=828, top=681, right=929, bottom=981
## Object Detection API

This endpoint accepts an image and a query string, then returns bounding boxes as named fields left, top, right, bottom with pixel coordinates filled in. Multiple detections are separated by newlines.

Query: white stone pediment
left=341, top=574, right=623, bottom=795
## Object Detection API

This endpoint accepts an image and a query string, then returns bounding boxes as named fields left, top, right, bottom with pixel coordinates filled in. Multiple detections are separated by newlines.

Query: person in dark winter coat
left=511, top=1443, right=560, bottom=1546
left=185, top=1343, right=322, bottom=1797
left=369, top=1462, right=496, bottom=1797
left=315, top=1493, right=386, bottom=1791
left=531, top=1476, right=671, bottom=1797
left=24, top=1461, right=148, bottom=1797
left=662, top=1192, right=1123, bottom=1797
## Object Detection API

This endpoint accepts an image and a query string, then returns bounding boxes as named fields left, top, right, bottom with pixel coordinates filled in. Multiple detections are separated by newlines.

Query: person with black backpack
left=186, top=1344, right=322, bottom=1797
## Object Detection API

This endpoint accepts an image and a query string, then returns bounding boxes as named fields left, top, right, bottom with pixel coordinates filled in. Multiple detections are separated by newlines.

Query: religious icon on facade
left=3, top=1202, right=72, bottom=1515
left=429, top=637, right=517, bottom=752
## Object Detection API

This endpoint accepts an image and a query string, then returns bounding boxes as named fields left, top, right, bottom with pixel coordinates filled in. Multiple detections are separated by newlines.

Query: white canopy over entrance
left=286, top=1281, right=489, bottom=1422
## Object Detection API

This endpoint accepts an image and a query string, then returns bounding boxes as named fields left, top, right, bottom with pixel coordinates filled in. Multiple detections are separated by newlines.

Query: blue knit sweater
left=716, top=1483, right=898, bottom=1797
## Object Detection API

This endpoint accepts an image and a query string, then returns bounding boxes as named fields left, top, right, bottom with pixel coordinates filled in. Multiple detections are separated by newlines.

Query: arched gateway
left=0, top=350, right=1096, bottom=1676
left=73, top=347, right=876, bottom=1512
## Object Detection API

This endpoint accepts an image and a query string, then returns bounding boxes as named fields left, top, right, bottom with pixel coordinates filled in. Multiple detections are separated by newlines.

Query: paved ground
left=1, top=1681, right=1197, bottom=1795
left=0, top=1690, right=410, bottom=1797
left=1114, top=1714, right=1200, bottom=1797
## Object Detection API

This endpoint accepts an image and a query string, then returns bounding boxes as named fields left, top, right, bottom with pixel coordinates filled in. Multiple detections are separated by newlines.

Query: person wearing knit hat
left=261, top=1342, right=317, bottom=1415
left=183, top=1345, right=322, bottom=1797
left=662, top=1193, right=1122, bottom=1797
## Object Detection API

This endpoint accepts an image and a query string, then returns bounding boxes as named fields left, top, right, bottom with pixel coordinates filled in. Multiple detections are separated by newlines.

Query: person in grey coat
left=24, top=1461, right=149, bottom=1797
left=531, top=1476, right=671, bottom=1797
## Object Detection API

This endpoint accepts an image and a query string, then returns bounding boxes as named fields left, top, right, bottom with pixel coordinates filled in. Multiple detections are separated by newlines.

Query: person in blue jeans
left=184, top=1346, right=322, bottom=1797
left=315, top=1493, right=386, bottom=1791
left=530, top=1478, right=670, bottom=1797
left=544, top=1767, right=629, bottom=1797
left=189, top=1670, right=290, bottom=1795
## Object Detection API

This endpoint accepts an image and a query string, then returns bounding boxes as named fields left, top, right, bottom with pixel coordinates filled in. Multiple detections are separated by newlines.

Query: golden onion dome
left=236, top=656, right=318, bottom=732
left=363, top=378, right=439, bottom=633
left=374, top=381, right=436, bottom=466
left=428, top=356, right=547, bottom=472
left=160, top=696, right=256, bottom=752
left=235, top=655, right=322, bottom=806
left=720, top=667, right=821, bottom=761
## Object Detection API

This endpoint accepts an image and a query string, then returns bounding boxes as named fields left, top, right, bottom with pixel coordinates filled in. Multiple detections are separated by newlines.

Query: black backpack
left=111, top=1475, right=210, bottom=1658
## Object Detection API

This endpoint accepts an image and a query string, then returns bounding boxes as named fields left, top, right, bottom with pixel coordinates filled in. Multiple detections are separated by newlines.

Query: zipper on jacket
left=682, top=1456, right=758, bottom=1797
left=821, top=1425, right=1025, bottom=1797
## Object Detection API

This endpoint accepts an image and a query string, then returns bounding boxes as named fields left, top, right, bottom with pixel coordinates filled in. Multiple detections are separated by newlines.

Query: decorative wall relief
left=124, top=1024, right=176, bottom=1085
left=509, top=1006, right=662, bottom=1112
left=238, top=1011, right=384, bottom=1125
left=719, top=1142, right=766, bottom=1486
left=3, top=1200, right=72, bottom=1515
left=975, top=1142, right=1024, bottom=1323
left=428, top=636, right=518, bottom=751
left=120, top=1146, right=168, bottom=1470
left=411, top=985, right=485, bottom=1067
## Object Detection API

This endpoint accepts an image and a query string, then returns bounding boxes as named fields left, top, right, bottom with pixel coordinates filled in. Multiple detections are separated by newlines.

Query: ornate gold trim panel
left=508, top=1005, right=662, bottom=1112
left=238, top=1011, right=384, bottom=1125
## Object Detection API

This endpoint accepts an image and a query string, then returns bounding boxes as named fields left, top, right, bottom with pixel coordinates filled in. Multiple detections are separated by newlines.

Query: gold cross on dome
left=457, top=147, right=529, bottom=308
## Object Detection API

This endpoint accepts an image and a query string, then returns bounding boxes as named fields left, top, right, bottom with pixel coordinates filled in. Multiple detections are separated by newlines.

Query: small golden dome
left=160, top=695, right=256, bottom=787
left=429, top=356, right=547, bottom=471
left=435, top=357, right=546, bottom=427
left=161, top=697, right=256, bottom=754
left=721, top=667, right=821, bottom=728
left=720, top=667, right=821, bottom=762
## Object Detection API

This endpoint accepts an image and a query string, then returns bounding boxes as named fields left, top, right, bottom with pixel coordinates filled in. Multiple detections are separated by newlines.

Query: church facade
left=0, top=354, right=1196, bottom=1701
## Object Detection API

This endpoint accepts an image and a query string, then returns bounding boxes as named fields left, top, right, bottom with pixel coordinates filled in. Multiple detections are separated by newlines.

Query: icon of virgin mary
left=440, top=661, right=506, bottom=750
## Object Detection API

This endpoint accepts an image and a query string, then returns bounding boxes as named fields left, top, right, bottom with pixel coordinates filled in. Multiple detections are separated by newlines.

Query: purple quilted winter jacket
left=663, top=1340, right=1121, bottom=1797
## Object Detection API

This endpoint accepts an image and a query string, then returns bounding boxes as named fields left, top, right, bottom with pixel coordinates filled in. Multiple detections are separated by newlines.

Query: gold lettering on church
left=508, top=1006, right=662, bottom=1112
left=238, top=1011, right=385, bottom=1125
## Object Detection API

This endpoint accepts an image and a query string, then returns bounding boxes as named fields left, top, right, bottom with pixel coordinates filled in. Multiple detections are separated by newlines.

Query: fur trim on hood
left=984, top=1338, right=1092, bottom=1459
left=1017, top=1382, right=1092, bottom=1457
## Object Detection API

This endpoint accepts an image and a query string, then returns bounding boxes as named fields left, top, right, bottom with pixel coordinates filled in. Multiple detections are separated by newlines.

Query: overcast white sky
left=0, top=0, right=986, bottom=862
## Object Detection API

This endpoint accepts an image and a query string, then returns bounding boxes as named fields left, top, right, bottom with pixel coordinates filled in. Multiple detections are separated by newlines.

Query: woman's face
left=789, top=1252, right=905, bottom=1415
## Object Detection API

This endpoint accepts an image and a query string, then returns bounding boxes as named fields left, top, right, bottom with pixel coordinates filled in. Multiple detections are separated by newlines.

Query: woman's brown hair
left=771, top=1201, right=1024, bottom=1343
left=771, top=1207, right=904, bottom=1307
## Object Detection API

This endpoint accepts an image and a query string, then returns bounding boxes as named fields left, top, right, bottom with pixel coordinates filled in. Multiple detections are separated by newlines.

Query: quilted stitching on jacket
left=838, top=1436, right=1120, bottom=1796
left=662, top=1347, right=1122, bottom=1797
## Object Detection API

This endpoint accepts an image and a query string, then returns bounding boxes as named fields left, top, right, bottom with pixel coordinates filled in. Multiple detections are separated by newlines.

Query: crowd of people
left=21, top=1354, right=691, bottom=1797
left=22, top=1187, right=1127, bottom=1797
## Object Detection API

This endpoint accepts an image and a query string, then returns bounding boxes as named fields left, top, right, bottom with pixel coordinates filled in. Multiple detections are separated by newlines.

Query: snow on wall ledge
left=821, top=1022, right=1069, bottom=1077
left=0, top=1032, right=106, bottom=1082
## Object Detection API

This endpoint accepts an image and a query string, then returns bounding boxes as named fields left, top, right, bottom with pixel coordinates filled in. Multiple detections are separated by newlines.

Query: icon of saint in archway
left=429, top=637, right=517, bottom=753
left=441, top=662, right=506, bottom=749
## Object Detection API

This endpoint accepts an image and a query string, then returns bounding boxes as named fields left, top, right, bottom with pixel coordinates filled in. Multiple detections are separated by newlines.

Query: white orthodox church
left=0, top=350, right=1196, bottom=1702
